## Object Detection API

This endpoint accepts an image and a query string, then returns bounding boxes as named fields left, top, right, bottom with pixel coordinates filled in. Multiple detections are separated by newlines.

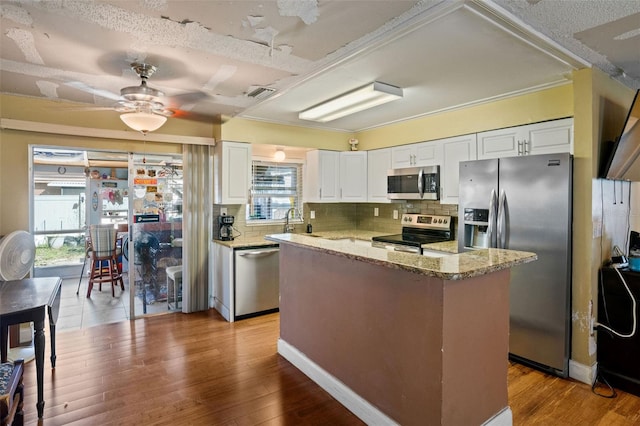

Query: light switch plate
left=310, top=210, right=316, bottom=219
left=220, top=207, right=228, bottom=216
left=393, top=210, right=398, bottom=219
left=374, top=208, right=379, bottom=217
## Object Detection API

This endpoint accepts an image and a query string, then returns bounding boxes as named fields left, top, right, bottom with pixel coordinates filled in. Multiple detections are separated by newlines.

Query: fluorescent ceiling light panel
left=299, top=81, right=403, bottom=123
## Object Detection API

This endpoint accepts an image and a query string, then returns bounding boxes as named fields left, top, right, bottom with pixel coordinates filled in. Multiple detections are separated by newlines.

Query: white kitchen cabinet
left=304, top=150, right=340, bottom=202
left=477, top=118, right=573, bottom=159
left=439, top=134, right=477, bottom=204
left=340, top=151, right=368, bottom=202
left=391, top=141, right=441, bottom=168
left=526, top=118, right=573, bottom=155
left=305, top=150, right=367, bottom=202
left=214, top=141, right=251, bottom=204
left=367, top=148, right=392, bottom=203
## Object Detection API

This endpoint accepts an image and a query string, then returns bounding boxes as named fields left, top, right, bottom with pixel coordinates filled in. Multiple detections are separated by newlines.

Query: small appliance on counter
left=217, top=215, right=235, bottom=241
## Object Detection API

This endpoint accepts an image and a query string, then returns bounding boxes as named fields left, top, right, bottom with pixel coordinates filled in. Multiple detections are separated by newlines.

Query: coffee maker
left=218, top=215, right=235, bottom=241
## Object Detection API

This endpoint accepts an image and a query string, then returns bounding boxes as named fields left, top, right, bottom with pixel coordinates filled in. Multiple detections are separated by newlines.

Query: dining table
left=0, top=277, right=62, bottom=419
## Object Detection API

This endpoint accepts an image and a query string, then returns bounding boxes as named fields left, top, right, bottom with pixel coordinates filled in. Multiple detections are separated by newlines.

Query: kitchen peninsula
left=265, top=233, right=536, bottom=426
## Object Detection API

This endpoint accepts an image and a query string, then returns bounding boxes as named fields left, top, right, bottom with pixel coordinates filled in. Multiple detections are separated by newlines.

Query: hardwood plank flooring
left=19, top=310, right=640, bottom=425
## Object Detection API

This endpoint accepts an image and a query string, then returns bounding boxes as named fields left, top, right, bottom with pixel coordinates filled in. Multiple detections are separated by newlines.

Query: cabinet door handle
left=524, top=140, right=530, bottom=155
left=517, top=140, right=522, bottom=155
left=319, top=188, right=322, bottom=199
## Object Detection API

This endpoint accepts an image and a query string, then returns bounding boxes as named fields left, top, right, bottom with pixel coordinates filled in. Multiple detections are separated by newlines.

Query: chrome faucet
left=283, top=207, right=296, bottom=233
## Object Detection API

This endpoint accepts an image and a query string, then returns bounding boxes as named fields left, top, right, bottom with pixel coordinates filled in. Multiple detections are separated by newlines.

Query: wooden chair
left=0, top=359, right=24, bottom=426
left=86, top=224, right=124, bottom=298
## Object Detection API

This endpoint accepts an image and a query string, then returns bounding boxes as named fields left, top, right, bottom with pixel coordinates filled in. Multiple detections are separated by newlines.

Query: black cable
left=592, top=365, right=618, bottom=398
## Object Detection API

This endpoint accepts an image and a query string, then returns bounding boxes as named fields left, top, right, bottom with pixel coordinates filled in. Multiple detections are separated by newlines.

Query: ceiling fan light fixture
left=120, top=111, right=167, bottom=134
left=299, top=81, right=403, bottom=123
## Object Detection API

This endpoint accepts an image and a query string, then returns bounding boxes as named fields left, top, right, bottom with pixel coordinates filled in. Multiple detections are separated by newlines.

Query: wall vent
left=247, top=86, right=276, bottom=100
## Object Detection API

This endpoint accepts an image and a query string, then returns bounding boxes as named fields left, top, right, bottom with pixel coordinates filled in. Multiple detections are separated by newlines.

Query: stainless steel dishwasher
left=234, top=245, right=279, bottom=319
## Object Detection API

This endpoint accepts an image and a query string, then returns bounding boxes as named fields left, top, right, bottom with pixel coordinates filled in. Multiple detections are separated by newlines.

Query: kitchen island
left=265, top=233, right=536, bottom=426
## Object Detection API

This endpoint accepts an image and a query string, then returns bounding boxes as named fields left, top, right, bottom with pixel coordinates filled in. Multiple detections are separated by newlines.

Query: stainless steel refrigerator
left=458, top=153, right=572, bottom=377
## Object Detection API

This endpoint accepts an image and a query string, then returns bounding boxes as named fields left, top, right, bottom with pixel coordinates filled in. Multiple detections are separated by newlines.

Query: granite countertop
left=422, top=240, right=459, bottom=254
left=212, top=229, right=388, bottom=249
left=265, top=233, right=536, bottom=280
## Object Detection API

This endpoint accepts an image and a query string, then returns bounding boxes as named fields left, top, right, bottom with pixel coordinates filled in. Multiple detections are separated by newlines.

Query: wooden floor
left=20, top=310, right=640, bottom=425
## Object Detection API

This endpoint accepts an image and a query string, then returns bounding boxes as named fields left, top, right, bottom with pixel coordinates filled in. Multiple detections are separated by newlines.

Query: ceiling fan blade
left=65, top=81, right=121, bottom=101
left=167, top=90, right=210, bottom=106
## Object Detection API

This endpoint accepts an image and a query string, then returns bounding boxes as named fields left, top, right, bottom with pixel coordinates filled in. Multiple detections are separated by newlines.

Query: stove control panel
left=401, top=214, right=452, bottom=230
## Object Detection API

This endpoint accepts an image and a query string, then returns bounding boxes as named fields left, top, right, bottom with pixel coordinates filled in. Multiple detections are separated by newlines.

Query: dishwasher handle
left=237, top=248, right=279, bottom=257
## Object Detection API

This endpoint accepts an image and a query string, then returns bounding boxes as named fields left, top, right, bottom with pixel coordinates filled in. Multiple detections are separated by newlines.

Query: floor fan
left=0, top=230, right=37, bottom=361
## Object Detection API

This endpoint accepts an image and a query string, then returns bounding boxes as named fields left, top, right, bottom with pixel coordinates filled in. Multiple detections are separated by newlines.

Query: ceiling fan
left=65, top=62, right=210, bottom=134
left=115, top=62, right=175, bottom=134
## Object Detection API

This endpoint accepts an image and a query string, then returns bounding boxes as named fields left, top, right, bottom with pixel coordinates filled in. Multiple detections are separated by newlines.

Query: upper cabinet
left=304, top=150, right=367, bottom=202
left=340, top=151, right=368, bottom=202
left=391, top=140, right=441, bottom=168
left=367, top=148, right=392, bottom=203
left=304, top=150, right=340, bottom=202
left=439, top=134, right=477, bottom=204
left=477, top=118, right=573, bottom=159
left=214, top=141, right=251, bottom=205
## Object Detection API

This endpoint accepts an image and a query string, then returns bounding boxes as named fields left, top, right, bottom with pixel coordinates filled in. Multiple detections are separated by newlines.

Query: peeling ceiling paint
left=5, top=28, right=44, bottom=64
left=277, top=0, right=319, bottom=25
left=1, top=0, right=639, bottom=132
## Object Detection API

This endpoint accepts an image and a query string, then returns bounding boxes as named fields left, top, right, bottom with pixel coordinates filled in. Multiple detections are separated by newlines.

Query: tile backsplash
left=213, top=200, right=458, bottom=240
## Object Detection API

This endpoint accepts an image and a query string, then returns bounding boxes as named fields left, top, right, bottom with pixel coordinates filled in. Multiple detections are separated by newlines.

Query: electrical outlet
left=220, top=207, right=228, bottom=216
left=310, top=210, right=315, bottom=219
left=374, top=208, right=379, bottom=217
left=393, top=210, right=399, bottom=220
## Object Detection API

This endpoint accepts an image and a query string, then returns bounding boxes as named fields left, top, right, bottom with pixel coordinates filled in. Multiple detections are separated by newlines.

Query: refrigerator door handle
left=497, top=189, right=507, bottom=249
left=418, top=168, right=424, bottom=199
left=488, top=189, right=497, bottom=248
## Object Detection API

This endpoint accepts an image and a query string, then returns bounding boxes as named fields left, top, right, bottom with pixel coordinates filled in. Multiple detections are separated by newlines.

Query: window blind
left=247, top=160, right=303, bottom=222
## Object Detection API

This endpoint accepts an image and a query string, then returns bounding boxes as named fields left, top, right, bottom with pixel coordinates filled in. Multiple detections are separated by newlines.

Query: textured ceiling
left=1, top=0, right=639, bottom=132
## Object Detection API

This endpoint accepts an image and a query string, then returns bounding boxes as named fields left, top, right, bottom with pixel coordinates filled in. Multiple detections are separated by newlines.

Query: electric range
left=371, top=214, right=454, bottom=254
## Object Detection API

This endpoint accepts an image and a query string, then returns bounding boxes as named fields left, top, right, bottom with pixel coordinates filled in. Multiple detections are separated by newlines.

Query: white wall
left=595, top=179, right=633, bottom=260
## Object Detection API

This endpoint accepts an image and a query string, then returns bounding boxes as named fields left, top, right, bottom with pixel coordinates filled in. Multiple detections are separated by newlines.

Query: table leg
left=33, top=318, right=45, bottom=418
left=48, top=308, right=57, bottom=368
left=0, top=323, right=7, bottom=363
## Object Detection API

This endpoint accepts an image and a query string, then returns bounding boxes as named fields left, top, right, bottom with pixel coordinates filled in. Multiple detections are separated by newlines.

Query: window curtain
left=182, top=144, right=212, bottom=313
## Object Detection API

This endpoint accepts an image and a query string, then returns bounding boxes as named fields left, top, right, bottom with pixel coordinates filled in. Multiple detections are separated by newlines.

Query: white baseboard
left=278, top=338, right=512, bottom=426
left=277, top=338, right=399, bottom=425
left=482, top=407, right=513, bottom=426
left=569, top=359, right=596, bottom=385
left=213, top=299, right=232, bottom=322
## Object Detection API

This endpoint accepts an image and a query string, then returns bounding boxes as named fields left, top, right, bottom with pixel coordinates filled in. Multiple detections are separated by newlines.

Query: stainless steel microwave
left=387, top=166, right=440, bottom=200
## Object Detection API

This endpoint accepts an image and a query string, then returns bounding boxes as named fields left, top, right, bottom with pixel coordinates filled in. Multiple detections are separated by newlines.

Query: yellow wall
left=356, top=84, right=574, bottom=148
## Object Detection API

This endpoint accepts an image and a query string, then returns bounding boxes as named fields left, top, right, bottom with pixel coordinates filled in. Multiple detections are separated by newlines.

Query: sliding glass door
left=128, top=153, right=183, bottom=318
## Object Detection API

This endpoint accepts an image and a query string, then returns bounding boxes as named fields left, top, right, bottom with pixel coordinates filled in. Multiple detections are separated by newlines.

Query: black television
left=600, top=89, right=640, bottom=181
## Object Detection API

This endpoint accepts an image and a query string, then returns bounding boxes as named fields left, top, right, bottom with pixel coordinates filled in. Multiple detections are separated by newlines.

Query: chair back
left=89, top=224, right=117, bottom=258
